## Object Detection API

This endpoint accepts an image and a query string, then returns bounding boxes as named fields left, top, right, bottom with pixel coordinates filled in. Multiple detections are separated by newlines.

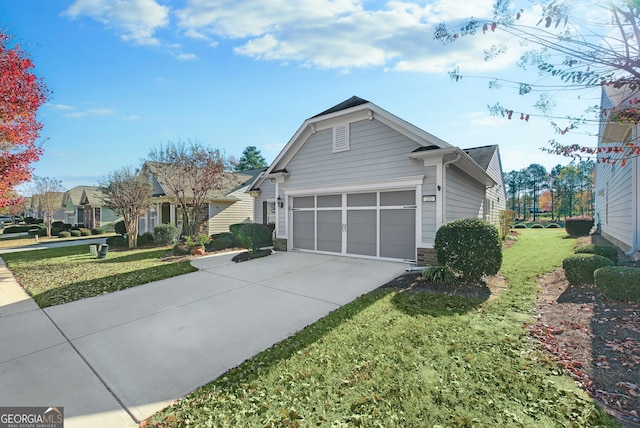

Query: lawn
left=144, top=229, right=619, bottom=427
left=2, top=245, right=197, bottom=307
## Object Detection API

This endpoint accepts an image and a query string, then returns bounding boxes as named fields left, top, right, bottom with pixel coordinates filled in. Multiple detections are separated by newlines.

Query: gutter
left=625, top=155, right=639, bottom=256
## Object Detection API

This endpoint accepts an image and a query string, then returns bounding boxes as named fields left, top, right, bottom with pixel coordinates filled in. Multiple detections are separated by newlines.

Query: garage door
left=291, top=190, right=416, bottom=261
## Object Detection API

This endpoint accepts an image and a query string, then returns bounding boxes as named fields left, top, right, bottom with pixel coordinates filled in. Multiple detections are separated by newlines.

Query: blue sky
left=3, top=0, right=603, bottom=192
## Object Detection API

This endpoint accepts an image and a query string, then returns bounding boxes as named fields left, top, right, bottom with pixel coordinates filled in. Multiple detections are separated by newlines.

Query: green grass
left=145, top=229, right=618, bottom=428
left=2, top=245, right=197, bottom=307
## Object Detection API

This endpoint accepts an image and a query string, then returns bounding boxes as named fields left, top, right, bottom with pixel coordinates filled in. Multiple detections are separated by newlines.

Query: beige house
left=138, top=162, right=263, bottom=236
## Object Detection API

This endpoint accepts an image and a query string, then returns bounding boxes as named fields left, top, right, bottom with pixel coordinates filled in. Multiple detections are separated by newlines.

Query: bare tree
left=435, top=0, right=640, bottom=158
left=31, top=176, right=65, bottom=236
left=99, top=166, right=152, bottom=248
left=147, top=140, right=226, bottom=237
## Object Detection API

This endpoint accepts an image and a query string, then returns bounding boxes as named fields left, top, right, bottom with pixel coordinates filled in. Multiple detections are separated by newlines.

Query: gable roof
left=65, top=186, right=102, bottom=206
left=80, top=187, right=107, bottom=206
left=252, top=96, right=454, bottom=190
left=464, top=145, right=498, bottom=171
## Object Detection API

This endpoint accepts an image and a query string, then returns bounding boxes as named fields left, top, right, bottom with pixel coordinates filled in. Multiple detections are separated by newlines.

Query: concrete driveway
left=0, top=251, right=405, bottom=427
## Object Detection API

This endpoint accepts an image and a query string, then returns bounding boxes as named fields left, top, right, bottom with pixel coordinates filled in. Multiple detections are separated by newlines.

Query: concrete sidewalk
left=0, top=251, right=405, bottom=427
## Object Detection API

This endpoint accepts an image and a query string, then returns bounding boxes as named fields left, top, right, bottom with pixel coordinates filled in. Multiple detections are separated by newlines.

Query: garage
left=291, top=190, right=416, bottom=261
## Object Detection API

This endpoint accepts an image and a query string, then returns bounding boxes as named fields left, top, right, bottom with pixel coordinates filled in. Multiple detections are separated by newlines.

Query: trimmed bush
left=211, top=232, right=240, bottom=247
left=137, top=232, right=155, bottom=246
left=575, top=244, right=618, bottom=264
left=70, top=230, right=82, bottom=237
left=3, top=225, right=36, bottom=234
left=434, top=218, right=502, bottom=282
left=91, top=227, right=105, bottom=235
left=114, top=220, right=126, bottom=236
left=106, top=235, right=128, bottom=248
left=24, top=216, right=35, bottom=224
left=58, top=231, right=71, bottom=238
left=513, top=223, right=527, bottom=229
left=594, top=266, right=640, bottom=302
left=209, top=237, right=233, bottom=251
left=80, top=228, right=91, bottom=236
left=153, top=224, right=179, bottom=246
left=35, top=218, right=44, bottom=224
left=237, top=223, right=273, bottom=253
left=51, top=221, right=64, bottom=229
left=27, top=228, right=46, bottom=237
left=530, top=223, right=544, bottom=228
left=229, top=223, right=245, bottom=236
left=545, top=223, right=561, bottom=228
left=564, top=216, right=593, bottom=237
left=562, top=254, right=613, bottom=285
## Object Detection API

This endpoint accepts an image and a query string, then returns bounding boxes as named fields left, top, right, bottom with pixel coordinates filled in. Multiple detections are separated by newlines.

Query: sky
left=3, top=0, right=605, bottom=193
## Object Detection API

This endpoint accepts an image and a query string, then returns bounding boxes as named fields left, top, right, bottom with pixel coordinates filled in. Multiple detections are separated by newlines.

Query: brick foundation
left=416, top=248, right=437, bottom=266
left=273, top=238, right=288, bottom=252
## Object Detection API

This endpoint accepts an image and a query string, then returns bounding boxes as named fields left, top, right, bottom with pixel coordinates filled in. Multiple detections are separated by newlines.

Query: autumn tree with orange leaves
left=0, top=30, right=49, bottom=208
left=434, top=0, right=640, bottom=163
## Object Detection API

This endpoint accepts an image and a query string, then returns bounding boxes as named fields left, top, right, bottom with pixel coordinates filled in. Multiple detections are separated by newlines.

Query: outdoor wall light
left=422, top=195, right=436, bottom=203
left=277, top=196, right=283, bottom=208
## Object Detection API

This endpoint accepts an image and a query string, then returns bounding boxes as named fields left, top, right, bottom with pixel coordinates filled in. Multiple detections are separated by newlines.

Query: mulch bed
left=532, top=235, right=640, bottom=427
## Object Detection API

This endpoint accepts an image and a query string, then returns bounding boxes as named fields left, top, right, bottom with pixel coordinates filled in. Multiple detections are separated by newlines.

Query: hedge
left=575, top=244, right=618, bottom=264
left=562, top=254, right=614, bottom=285
left=594, top=266, right=640, bottom=302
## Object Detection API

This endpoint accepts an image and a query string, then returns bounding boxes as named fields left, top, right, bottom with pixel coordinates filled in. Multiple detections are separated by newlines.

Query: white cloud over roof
left=61, top=0, right=537, bottom=72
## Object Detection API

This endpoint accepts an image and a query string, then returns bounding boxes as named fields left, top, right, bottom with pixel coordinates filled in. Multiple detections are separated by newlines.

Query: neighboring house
left=594, top=83, right=640, bottom=260
left=62, top=186, right=121, bottom=228
left=138, top=162, right=263, bottom=236
left=249, top=96, right=506, bottom=264
left=29, top=192, right=66, bottom=221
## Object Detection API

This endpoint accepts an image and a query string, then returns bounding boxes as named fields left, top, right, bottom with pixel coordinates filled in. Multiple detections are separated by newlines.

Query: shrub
left=137, top=232, right=155, bottom=246
left=106, top=235, right=128, bottom=248
left=24, top=216, right=35, bottom=224
left=562, top=254, right=613, bottom=285
left=80, top=228, right=90, bottom=236
left=27, top=228, right=46, bottom=237
left=238, top=223, right=273, bottom=253
left=51, top=221, right=64, bottom=229
left=209, top=237, right=233, bottom=251
left=434, top=218, right=502, bottom=282
left=3, top=225, right=36, bottom=234
left=70, top=230, right=81, bottom=237
left=564, top=216, right=593, bottom=237
left=58, top=231, right=71, bottom=238
left=172, top=243, right=191, bottom=256
left=498, top=210, right=516, bottom=240
left=594, top=266, right=640, bottom=302
left=185, top=234, right=210, bottom=249
left=530, top=223, right=544, bottom=228
left=154, top=224, right=179, bottom=246
left=422, top=266, right=456, bottom=285
left=91, top=227, right=105, bottom=235
left=229, top=223, right=247, bottom=236
left=114, top=220, right=127, bottom=236
left=35, top=218, right=44, bottom=224
left=211, top=232, right=240, bottom=247
left=545, top=223, right=561, bottom=228
left=575, top=244, right=619, bottom=264
left=513, top=223, right=527, bottom=229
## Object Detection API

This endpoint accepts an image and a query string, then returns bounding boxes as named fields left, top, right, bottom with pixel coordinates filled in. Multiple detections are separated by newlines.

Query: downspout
left=625, top=155, right=639, bottom=256
left=441, top=154, right=461, bottom=223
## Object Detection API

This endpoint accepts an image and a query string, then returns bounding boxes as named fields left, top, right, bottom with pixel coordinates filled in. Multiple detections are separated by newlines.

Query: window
left=267, top=201, right=276, bottom=225
left=333, top=123, right=350, bottom=152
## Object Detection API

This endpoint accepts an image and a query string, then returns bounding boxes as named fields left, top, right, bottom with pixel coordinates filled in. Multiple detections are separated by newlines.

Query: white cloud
left=121, top=115, right=140, bottom=121
left=469, top=111, right=506, bottom=127
left=64, top=0, right=169, bottom=46
left=176, top=53, right=198, bottom=61
left=64, top=107, right=114, bottom=119
left=47, top=103, right=75, bottom=110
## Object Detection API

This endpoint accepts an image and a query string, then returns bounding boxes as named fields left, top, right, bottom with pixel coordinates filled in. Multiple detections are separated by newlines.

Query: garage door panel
left=380, top=209, right=415, bottom=259
left=317, top=210, right=342, bottom=253
left=292, top=211, right=314, bottom=250
left=347, top=210, right=377, bottom=256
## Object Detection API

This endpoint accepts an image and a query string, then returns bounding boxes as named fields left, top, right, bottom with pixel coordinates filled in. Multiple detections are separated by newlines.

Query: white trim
left=282, top=175, right=424, bottom=196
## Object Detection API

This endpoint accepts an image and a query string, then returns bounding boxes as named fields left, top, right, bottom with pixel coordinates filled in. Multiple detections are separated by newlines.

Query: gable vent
left=333, top=123, right=350, bottom=153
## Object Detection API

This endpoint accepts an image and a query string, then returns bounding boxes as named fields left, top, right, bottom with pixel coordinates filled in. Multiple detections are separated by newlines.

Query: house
left=249, top=96, right=506, bottom=264
left=62, top=186, right=121, bottom=228
left=29, top=192, right=65, bottom=221
left=138, top=162, right=263, bottom=236
left=594, top=83, right=640, bottom=260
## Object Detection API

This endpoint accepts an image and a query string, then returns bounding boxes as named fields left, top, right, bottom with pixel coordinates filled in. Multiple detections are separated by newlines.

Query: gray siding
left=282, top=119, right=426, bottom=188
left=596, top=157, right=634, bottom=249
left=484, top=150, right=506, bottom=225
left=445, top=165, right=485, bottom=222
left=253, top=179, right=275, bottom=225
